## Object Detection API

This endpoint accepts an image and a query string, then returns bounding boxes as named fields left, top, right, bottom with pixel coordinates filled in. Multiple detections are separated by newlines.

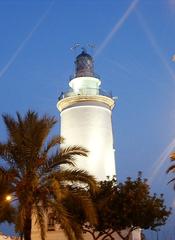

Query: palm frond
left=51, top=201, right=83, bottom=240
left=64, top=221, right=83, bottom=240
left=53, top=169, right=97, bottom=192
left=24, top=112, right=56, bottom=153
left=2, top=114, right=18, bottom=142
left=48, top=178, right=63, bottom=201
left=47, top=146, right=88, bottom=169
left=0, top=166, right=17, bottom=184
left=65, top=189, right=97, bottom=225
left=166, top=164, right=175, bottom=173
left=33, top=204, right=46, bottom=240
left=170, top=152, right=175, bottom=160
left=3, top=111, right=56, bottom=153
left=61, top=146, right=89, bottom=157
left=44, top=136, right=64, bottom=154
left=47, top=156, right=76, bottom=170
left=167, top=154, right=175, bottom=190
left=167, top=177, right=175, bottom=185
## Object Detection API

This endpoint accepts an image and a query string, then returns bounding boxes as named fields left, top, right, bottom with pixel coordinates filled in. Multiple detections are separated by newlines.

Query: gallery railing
left=58, top=88, right=113, bottom=100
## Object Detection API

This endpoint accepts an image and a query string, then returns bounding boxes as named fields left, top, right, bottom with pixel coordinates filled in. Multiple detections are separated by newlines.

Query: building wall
left=31, top=227, right=141, bottom=240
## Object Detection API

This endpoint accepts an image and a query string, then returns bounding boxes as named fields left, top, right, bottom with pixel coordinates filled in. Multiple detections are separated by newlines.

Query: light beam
left=136, top=10, right=175, bottom=82
left=148, top=138, right=175, bottom=185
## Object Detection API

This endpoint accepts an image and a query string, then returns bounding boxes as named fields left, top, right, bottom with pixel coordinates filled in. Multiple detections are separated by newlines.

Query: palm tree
left=166, top=152, right=175, bottom=189
left=0, top=110, right=97, bottom=240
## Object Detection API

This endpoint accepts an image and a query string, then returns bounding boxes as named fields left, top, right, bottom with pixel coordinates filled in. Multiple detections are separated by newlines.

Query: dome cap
left=75, top=49, right=95, bottom=77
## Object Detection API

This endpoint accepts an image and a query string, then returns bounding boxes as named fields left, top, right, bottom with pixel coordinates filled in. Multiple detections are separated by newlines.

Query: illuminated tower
left=57, top=50, right=116, bottom=180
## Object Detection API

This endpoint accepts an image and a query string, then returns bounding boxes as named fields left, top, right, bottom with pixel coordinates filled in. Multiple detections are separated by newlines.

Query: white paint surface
left=60, top=104, right=116, bottom=180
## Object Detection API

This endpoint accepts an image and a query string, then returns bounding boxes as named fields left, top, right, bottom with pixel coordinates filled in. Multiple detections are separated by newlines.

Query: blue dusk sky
left=0, top=0, right=175, bottom=239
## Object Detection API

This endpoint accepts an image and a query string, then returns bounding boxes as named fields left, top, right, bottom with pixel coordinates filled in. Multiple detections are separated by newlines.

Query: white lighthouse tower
left=29, top=50, right=141, bottom=240
left=57, top=49, right=116, bottom=180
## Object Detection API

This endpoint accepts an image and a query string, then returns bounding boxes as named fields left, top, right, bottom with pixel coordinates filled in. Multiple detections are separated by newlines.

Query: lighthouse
left=57, top=49, right=116, bottom=180
left=31, top=50, right=141, bottom=240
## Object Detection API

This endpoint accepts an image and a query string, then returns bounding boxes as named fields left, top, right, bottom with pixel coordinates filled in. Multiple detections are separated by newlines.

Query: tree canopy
left=74, top=173, right=171, bottom=240
left=0, top=110, right=97, bottom=240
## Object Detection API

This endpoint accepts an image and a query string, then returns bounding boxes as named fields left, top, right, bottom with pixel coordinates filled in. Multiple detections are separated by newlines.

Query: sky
left=0, top=0, right=175, bottom=239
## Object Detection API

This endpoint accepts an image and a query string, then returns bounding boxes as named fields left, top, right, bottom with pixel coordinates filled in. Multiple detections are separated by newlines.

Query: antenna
left=87, top=43, right=96, bottom=49
left=70, top=43, right=80, bottom=51
left=70, top=43, right=80, bottom=58
left=70, top=43, right=96, bottom=56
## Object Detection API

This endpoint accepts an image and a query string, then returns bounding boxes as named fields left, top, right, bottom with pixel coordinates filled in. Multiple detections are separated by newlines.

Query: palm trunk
left=23, top=216, right=32, bottom=240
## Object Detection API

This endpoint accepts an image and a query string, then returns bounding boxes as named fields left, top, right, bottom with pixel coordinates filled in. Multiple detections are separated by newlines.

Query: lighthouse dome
left=75, top=50, right=95, bottom=78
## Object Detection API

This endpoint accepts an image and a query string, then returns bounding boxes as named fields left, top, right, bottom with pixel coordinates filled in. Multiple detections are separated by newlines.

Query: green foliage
left=81, top=173, right=171, bottom=240
left=0, top=110, right=97, bottom=240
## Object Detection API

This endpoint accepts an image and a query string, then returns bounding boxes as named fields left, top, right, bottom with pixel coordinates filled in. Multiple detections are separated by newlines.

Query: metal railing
left=69, top=72, right=101, bottom=80
left=58, top=88, right=113, bottom=101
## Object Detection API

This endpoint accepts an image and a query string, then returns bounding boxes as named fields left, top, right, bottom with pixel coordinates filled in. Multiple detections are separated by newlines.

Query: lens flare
left=136, top=11, right=175, bottom=82
left=148, top=138, right=175, bottom=185
left=95, top=0, right=139, bottom=57
left=0, top=0, right=55, bottom=80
